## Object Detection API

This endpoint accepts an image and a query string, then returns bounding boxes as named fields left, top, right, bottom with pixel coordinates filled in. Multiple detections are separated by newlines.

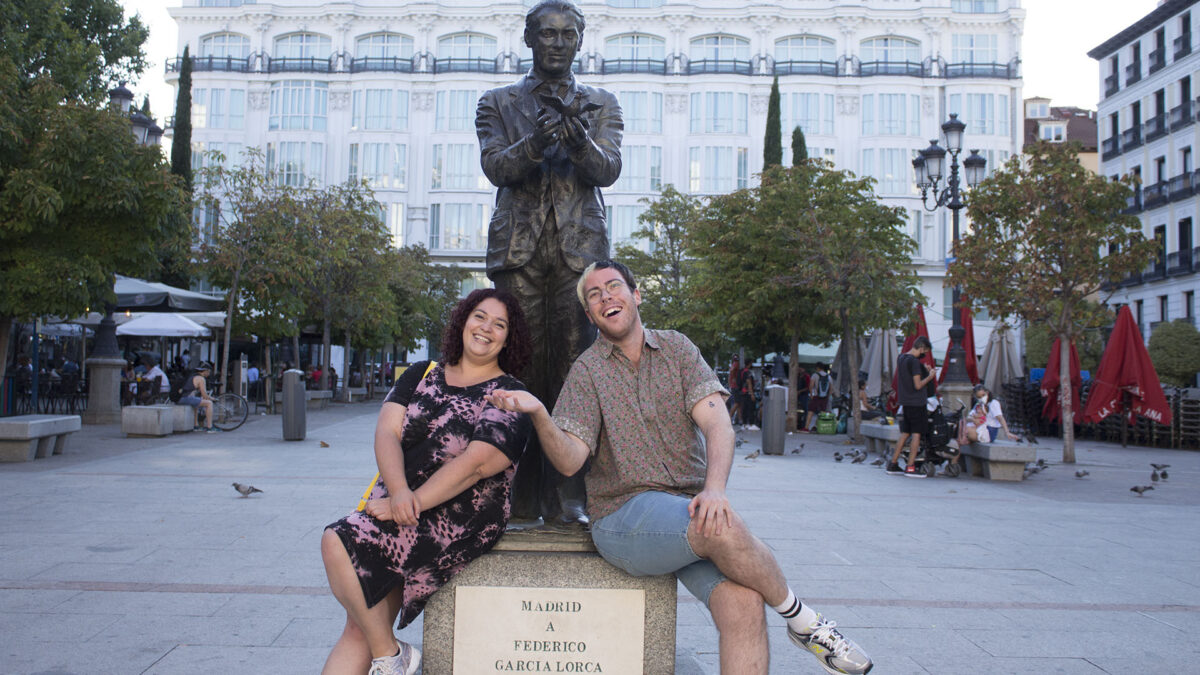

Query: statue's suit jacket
left=477, top=74, right=623, bottom=275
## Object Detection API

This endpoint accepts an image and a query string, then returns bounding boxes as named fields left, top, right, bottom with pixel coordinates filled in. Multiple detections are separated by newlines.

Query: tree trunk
left=292, top=330, right=300, bottom=372
left=264, top=340, right=274, bottom=415
left=1060, top=336, right=1075, bottom=463
left=841, top=311, right=863, bottom=442
left=786, top=333, right=800, bottom=430
left=341, top=331, right=352, bottom=402
left=220, top=270, right=240, bottom=394
left=321, top=317, right=332, bottom=391
left=0, top=315, right=12, bottom=386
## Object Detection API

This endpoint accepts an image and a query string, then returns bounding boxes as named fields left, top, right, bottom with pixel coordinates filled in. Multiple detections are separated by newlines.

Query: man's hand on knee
left=688, top=489, right=733, bottom=538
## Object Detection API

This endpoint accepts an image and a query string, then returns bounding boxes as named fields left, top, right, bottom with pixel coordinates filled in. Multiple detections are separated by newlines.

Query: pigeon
left=735, top=436, right=746, bottom=448
left=1151, top=470, right=1160, bottom=482
left=1036, top=458, right=1046, bottom=468
left=232, top=482, right=263, bottom=497
left=744, top=449, right=760, bottom=460
left=1074, top=470, right=1090, bottom=478
left=790, top=448, right=801, bottom=455
left=871, top=458, right=885, bottom=466
left=833, top=452, right=844, bottom=462
left=1151, top=463, right=1171, bottom=471
left=319, top=441, right=330, bottom=448
left=1025, top=433, right=1039, bottom=445
left=1160, top=470, right=1169, bottom=481
left=851, top=453, right=866, bottom=464
left=1130, top=485, right=1154, bottom=496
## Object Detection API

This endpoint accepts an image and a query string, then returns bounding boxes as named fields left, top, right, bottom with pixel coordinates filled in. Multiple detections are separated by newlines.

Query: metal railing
left=600, top=58, right=667, bottom=75
left=1145, top=113, right=1168, bottom=142
left=166, top=55, right=253, bottom=73
left=432, top=57, right=498, bottom=74
left=686, top=59, right=753, bottom=75
left=1168, top=172, right=1195, bottom=200
left=1143, top=181, right=1170, bottom=209
left=858, top=60, right=925, bottom=77
left=1143, top=257, right=1168, bottom=282
left=1121, top=126, right=1143, bottom=151
left=1175, top=33, right=1192, bottom=59
left=267, top=56, right=333, bottom=73
left=1102, top=136, right=1121, bottom=160
left=1166, top=247, right=1195, bottom=275
left=773, top=60, right=838, bottom=76
left=1125, top=60, right=1142, bottom=84
left=1104, top=73, right=1120, bottom=97
left=349, top=56, right=415, bottom=73
left=1123, top=192, right=1143, bottom=214
left=1148, top=48, right=1167, bottom=74
left=1170, top=101, right=1194, bottom=131
left=943, top=62, right=1017, bottom=78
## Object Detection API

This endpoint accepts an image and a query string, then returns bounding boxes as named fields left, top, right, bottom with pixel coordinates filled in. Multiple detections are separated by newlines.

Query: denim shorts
left=591, top=491, right=727, bottom=607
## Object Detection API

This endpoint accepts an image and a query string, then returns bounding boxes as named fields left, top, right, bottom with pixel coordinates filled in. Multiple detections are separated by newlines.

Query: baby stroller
left=903, top=398, right=964, bottom=478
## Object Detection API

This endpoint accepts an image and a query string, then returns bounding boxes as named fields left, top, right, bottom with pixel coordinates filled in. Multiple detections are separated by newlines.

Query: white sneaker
left=368, top=641, right=421, bottom=675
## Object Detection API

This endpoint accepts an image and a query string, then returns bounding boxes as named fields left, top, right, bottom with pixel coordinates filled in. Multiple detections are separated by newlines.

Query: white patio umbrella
left=978, top=325, right=1022, bottom=402
left=861, top=329, right=899, bottom=398
left=116, top=313, right=211, bottom=337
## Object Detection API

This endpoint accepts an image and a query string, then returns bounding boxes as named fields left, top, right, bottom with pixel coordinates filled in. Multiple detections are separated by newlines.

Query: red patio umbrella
left=937, top=305, right=980, bottom=385
left=1041, top=337, right=1082, bottom=422
left=888, top=304, right=936, bottom=412
left=1081, top=306, right=1173, bottom=426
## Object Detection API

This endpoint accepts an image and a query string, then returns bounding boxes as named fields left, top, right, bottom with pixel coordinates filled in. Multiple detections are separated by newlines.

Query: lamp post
left=912, top=113, right=986, bottom=403
left=82, top=83, right=165, bottom=424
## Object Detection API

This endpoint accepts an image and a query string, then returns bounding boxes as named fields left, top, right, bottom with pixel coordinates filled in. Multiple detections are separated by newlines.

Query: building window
left=948, top=93, right=1009, bottom=136
left=349, top=143, right=406, bottom=189
left=355, top=33, right=414, bottom=60
left=431, top=143, right=485, bottom=190
left=689, top=92, right=748, bottom=134
left=618, top=91, right=663, bottom=133
left=267, top=141, right=325, bottom=187
left=436, top=33, right=497, bottom=60
left=1185, top=291, right=1195, bottom=322
left=1026, top=101, right=1049, bottom=118
left=775, top=35, right=836, bottom=63
left=269, top=80, right=328, bottom=131
left=951, top=34, right=998, bottom=64
left=605, top=204, right=648, bottom=250
left=860, top=148, right=911, bottom=195
left=352, top=89, right=396, bottom=130
left=605, top=34, right=666, bottom=62
left=273, top=33, right=331, bottom=60
left=607, top=0, right=664, bottom=7
left=613, top=145, right=663, bottom=192
left=387, top=203, right=406, bottom=248
left=688, top=146, right=748, bottom=193
left=435, top=90, right=478, bottom=132
left=782, top=93, right=835, bottom=137
left=952, top=0, right=998, bottom=11
left=200, top=33, right=250, bottom=58
left=861, top=94, right=920, bottom=136
left=1040, top=123, right=1065, bottom=141
left=229, top=89, right=245, bottom=129
left=689, top=34, right=751, bottom=62
left=428, top=203, right=486, bottom=251
left=860, top=37, right=920, bottom=64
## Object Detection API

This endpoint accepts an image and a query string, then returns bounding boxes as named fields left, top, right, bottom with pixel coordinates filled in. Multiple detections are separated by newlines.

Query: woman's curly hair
left=439, top=288, right=531, bottom=376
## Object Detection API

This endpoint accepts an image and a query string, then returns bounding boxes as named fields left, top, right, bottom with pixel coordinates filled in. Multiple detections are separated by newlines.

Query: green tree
left=0, top=2, right=183, bottom=385
left=948, top=141, right=1157, bottom=462
left=170, top=45, right=193, bottom=192
left=791, top=126, right=807, bottom=165
left=1024, top=300, right=1112, bottom=373
left=195, top=147, right=313, bottom=392
left=157, top=47, right=195, bottom=289
left=763, top=76, right=782, bottom=169
left=1148, top=320, right=1200, bottom=387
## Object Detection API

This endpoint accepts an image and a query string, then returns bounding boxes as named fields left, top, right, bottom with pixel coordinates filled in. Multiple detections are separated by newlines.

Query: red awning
left=1081, top=306, right=1173, bottom=426
left=1041, top=337, right=1082, bottom=422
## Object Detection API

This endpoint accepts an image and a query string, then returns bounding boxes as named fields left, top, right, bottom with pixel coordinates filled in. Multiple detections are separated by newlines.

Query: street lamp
left=913, top=113, right=986, bottom=389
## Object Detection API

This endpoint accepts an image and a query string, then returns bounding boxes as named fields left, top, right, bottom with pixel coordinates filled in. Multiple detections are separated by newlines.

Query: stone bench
left=122, top=405, right=176, bottom=437
left=273, top=389, right=333, bottom=410
left=345, top=386, right=369, bottom=402
left=423, top=528, right=677, bottom=674
left=860, top=421, right=901, bottom=456
left=0, top=414, right=82, bottom=462
left=960, top=439, right=1036, bottom=481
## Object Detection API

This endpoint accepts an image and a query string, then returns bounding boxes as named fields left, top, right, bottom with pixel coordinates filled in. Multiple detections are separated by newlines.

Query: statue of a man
left=476, top=0, right=623, bottom=524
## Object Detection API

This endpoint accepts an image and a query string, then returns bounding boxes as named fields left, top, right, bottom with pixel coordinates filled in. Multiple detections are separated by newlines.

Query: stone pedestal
left=423, top=528, right=677, bottom=674
left=940, top=379, right=973, bottom=416
left=82, top=357, right=126, bottom=425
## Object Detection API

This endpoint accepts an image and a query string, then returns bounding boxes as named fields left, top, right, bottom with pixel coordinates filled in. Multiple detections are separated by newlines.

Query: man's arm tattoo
left=708, top=401, right=715, bottom=408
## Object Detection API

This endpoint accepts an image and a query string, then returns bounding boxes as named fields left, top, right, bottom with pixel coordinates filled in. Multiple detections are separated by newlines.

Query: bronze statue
left=476, top=0, right=623, bottom=524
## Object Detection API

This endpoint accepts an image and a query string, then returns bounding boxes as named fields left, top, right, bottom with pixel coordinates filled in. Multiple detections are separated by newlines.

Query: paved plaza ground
left=1, top=399, right=1197, bottom=674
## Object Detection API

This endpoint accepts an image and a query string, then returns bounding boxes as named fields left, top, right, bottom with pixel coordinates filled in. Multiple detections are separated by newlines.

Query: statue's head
left=524, top=0, right=585, bottom=79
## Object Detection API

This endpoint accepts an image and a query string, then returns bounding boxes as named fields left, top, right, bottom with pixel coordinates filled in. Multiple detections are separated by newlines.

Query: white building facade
left=167, top=0, right=1024, bottom=354
left=1092, top=0, right=1200, bottom=342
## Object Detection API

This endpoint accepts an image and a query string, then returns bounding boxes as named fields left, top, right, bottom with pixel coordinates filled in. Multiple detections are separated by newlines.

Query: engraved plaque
left=452, top=586, right=645, bottom=674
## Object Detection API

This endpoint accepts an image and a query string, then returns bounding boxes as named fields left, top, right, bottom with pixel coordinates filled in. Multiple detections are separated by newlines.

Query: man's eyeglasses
left=585, top=279, right=625, bottom=305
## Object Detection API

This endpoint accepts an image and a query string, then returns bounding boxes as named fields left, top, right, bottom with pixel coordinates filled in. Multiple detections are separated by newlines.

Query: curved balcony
left=350, top=56, right=415, bottom=73
left=1143, top=182, right=1169, bottom=210
left=1121, top=126, right=1142, bottom=151
left=432, top=57, right=499, bottom=74
left=1144, top=113, right=1168, bottom=143
left=686, top=59, right=753, bottom=75
left=1102, top=136, right=1121, bottom=161
left=267, top=56, right=334, bottom=74
left=943, top=62, right=1017, bottom=79
left=774, top=60, right=838, bottom=76
left=1170, top=101, right=1194, bottom=131
left=859, top=60, right=925, bottom=77
left=600, top=58, right=667, bottom=75
left=166, top=55, right=253, bottom=73
left=1166, top=247, right=1195, bottom=276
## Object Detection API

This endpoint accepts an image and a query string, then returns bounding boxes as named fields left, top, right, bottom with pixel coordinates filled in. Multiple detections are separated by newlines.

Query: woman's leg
left=320, top=529, right=406, bottom=672
left=966, top=424, right=980, bottom=442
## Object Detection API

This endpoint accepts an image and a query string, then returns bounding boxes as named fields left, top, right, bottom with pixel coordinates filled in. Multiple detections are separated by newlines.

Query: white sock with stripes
left=772, top=589, right=820, bottom=634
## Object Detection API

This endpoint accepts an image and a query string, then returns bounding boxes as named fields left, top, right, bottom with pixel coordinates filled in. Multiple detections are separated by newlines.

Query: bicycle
left=208, top=392, right=249, bottom=431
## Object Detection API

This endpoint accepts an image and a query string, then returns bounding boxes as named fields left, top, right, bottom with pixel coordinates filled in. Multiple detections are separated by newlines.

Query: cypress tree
left=763, top=76, right=782, bottom=168
left=792, top=125, right=808, bottom=165
left=171, top=45, right=193, bottom=192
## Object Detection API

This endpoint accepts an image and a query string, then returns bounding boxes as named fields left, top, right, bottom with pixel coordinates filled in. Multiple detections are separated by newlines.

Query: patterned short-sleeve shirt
left=552, top=329, right=729, bottom=520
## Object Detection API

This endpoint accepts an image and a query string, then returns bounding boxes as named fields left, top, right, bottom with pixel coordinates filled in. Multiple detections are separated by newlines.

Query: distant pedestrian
left=802, top=363, right=832, bottom=432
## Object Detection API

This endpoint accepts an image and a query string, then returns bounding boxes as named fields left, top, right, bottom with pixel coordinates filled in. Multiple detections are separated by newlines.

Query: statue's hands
left=529, top=107, right=560, bottom=154
left=560, top=115, right=590, bottom=152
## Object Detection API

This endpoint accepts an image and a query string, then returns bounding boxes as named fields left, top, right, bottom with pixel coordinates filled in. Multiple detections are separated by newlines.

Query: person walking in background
left=728, top=355, right=743, bottom=423
left=887, top=337, right=935, bottom=477
left=802, top=363, right=831, bottom=432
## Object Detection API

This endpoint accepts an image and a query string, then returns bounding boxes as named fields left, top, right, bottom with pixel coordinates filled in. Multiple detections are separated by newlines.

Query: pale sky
left=121, top=0, right=1162, bottom=132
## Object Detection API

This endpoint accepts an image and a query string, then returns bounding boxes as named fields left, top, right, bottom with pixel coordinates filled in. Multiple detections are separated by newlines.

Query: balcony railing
left=165, top=55, right=253, bottom=73
left=1144, top=182, right=1170, bottom=209
left=1124, top=192, right=1143, bottom=214
left=1121, top=126, right=1143, bottom=151
left=1145, top=113, right=1168, bottom=142
left=1104, top=73, right=1120, bottom=97
left=1120, top=271, right=1143, bottom=286
left=600, top=58, right=667, bottom=75
left=859, top=60, right=925, bottom=77
left=1126, top=61, right=1142, bottom=84
left=432, top=57, right=498, bottom=74
left=1166, top=247, right=1196, bottom=275
left=686, top=59, right=753, bottom=75
left=267, top=56, right=333, bottom=73
left=349, top=56, right=415, bottom=73
left=773, top=60, right=838, bottom=76
left=1102, top=136, right=1121, bottom=160
left=1148, top=48, right=1167, bottom=73
left=943, top=62, right=1017, bottom=78
left=1170, top=101, right=1194, bottom=131
left=1168, top=172, right=1195, bottom=200
left=1143, top=258, right=1168, bottom=282
left=1176, top=33, right=1192, bottom=59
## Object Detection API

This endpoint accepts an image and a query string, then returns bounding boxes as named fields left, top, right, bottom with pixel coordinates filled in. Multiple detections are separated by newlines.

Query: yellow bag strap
left=355, top=361, right=437, bottom=512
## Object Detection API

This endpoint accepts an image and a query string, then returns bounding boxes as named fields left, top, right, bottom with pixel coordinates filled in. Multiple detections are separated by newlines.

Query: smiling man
left=488, top=260, right=873, bottom=675
left=476, top=0, right=623, bottom=524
